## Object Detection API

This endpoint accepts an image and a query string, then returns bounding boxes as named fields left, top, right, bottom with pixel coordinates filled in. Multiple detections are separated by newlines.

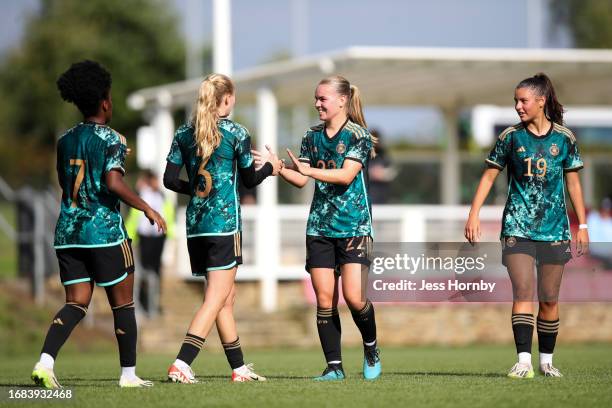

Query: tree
left=0, top=0, right=186, bottom=186
left=554, top=0, right=612, bottom=48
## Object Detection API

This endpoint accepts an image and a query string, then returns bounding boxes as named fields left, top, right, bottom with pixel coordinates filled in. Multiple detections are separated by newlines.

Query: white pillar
left=151, top=105, right=176, bottom=195
left=185, top=0, right=206, bottom=78
left=213, top=0, right=232, bottom=75
left=441, top=108, right=460, bottom=205
left=256, top=87, right=279, bottom=312
left=291, top=0, right=308, bottom=57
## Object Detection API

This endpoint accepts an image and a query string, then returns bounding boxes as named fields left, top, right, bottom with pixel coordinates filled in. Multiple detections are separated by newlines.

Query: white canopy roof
left=128, top=46, right=612, bottom=110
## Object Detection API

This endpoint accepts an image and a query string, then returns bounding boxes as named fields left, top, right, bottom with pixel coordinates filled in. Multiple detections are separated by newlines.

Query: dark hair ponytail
left=516, top=72, right=564, bottom=125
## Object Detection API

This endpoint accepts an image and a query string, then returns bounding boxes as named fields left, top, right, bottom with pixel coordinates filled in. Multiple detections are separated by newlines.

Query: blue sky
left=174, top=0, right=568, bottom=69
left=0, top=0, right=570, bottom=141
left=2, top=0, right=568, bottom=69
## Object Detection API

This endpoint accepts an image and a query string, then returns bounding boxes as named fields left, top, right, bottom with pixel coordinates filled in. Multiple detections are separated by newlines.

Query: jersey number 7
left=69, top=159, right=86, bottom=208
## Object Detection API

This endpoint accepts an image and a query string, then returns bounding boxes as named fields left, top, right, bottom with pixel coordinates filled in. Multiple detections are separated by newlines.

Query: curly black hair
left=56, top=60, right=112, bottom=117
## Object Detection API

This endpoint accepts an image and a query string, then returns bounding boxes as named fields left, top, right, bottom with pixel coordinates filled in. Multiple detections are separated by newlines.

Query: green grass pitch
left=1, top=344, right=611, bottom=407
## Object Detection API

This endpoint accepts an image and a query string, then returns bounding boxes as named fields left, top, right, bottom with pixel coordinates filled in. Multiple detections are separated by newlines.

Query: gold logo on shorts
left=549, top=144, right=559, bottom=156
left=336, top=141, right=346, bottom=154
left=506, top=237, right=517, bottom=247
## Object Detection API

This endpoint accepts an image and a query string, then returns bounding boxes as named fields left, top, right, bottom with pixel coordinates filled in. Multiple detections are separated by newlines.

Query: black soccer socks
left=112, top=301, right=137, bottom=367
left=222, top=337, right=245, bottom=370
left=537, top=317, right=560, bottom=354
left=41, top=303, right=88, bottom=358
left=350, top=299, right=377, bottom=348
left=176, top=333, right=206, bottom=366
left=316, top=307, right=342, bottom=365
left=512, top=313, right=534, bottom=354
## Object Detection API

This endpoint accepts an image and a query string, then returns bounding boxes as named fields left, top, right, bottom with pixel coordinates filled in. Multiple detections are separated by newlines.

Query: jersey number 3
left=69, top=159, right=86, bottom=208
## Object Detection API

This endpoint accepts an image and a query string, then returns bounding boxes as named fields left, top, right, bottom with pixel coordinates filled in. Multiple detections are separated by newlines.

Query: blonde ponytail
left=348, top=84, right=367, bottom=128
left=318, top=76, right=377, bottom=157
left=192, top=73, right=235, bottom=159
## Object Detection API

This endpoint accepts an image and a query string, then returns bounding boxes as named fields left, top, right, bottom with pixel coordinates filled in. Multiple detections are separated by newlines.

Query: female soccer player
left=32, top=60, right=166, bottom=388
left=465, top=73, right=589, bottom=378
left=163, top=73, right=281, bottom=383
left=273, top=75, right=380, bottom=380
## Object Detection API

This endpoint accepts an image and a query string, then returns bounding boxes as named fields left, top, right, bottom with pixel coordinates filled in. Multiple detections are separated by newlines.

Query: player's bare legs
left=66, top=281, right=95, bottom=305
left=214, top=283, right=266, bottom=381
left=340, top=264, right=366, bottom=311
left=216, top=283, right=238, bottom=343
left=189, top=268, right=237, bottom=336
left=312, top=268, right=339, bottom=309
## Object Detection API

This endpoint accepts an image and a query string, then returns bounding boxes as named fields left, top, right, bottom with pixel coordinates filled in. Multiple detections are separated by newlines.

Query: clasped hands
left=251, top=145, right=311, bottom=177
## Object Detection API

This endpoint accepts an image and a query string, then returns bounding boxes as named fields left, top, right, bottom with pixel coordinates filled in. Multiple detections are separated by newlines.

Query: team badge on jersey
left=549, top=144, right=559, bottom=156
left=336, top=141, right=346, bottom=154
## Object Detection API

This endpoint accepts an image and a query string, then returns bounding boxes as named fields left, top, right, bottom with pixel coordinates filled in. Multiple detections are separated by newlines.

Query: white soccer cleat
left=540, top=363, right=563, bottom=377
left=168, top=363, right=199, bottom=384
left=31, top=363, right=62, bottom=389
left=231, top=363, right=267, bottom=382
left=119, top=376, right=154, bottom=388
left=507, top=362, right=534, bottom=379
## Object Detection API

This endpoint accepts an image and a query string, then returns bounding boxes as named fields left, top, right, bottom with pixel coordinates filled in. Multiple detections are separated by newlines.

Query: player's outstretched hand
left=145, top=207, right=167, bottom=234
left=251, top=145, right=282, bottom=175
left=264, top=145, right=282, bottom=176
left=251, top=148, right=265, bottom=170
left=286, top=149, right=311, bottom=177
left=464, top=215, right=481, bottom=245
left=576, top=228, right=589, bottom=257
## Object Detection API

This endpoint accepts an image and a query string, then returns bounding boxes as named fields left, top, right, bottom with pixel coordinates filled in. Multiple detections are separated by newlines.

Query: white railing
left=171, top=204, right=504, bottom=311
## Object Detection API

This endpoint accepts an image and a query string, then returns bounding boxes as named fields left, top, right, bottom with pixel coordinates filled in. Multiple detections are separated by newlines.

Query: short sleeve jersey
left=166, top=119, right=253, bottom=237
left=486, top=122, right=583, bottom=241
left=54, top=123, right=128, bottom=248
left=298, top=120, right=373, bottom=238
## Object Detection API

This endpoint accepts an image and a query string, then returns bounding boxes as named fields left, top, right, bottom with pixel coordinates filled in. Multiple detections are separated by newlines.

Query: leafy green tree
left=554, top=0, right=612, bottom=48
left=0, top=0, right=186, bottom=186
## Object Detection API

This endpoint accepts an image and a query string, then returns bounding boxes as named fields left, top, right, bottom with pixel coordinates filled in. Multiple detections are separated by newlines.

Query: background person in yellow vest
left=126, top=170, right=175, bottom=316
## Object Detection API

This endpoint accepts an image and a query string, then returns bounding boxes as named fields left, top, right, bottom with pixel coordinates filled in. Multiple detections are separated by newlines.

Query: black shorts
left=56, top=239, right=135, bottom=287
left=501, top=236, right=572, bottom=266
left=187, top=232, right=242, bottom=277
left=306, top=235, right=372, bottom=273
